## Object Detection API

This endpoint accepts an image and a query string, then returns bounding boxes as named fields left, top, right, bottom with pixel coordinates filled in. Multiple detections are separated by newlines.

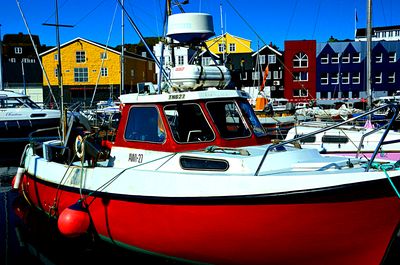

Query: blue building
left=316, top=41, right=400, bottom=101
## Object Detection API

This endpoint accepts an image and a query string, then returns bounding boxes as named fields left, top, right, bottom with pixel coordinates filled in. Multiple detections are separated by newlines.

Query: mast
left=55, top=0, right=66, bottom=143
left=366, top=0, right=372, bottom=109
left=220, top=1, right=226, bottom=64
left=120, top=0, right=125, bottom=97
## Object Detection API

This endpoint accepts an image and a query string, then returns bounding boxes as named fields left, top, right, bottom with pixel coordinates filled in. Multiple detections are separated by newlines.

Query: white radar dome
left=167, top=13, right=215, bottom=43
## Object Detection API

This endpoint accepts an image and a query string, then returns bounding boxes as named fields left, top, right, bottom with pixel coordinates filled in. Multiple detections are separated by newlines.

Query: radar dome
left=167, top=13, right=215, bottom=43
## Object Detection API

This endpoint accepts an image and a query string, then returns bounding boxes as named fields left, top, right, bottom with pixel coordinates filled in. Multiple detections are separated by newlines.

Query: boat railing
left=255, top=103, right=400, bottom=175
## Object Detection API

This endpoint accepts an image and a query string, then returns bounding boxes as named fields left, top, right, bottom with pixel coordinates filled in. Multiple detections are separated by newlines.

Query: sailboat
left=11, top=2, right=400, bottom=265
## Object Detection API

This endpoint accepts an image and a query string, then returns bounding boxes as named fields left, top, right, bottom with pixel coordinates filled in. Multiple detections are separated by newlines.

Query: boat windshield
left=0, top=96, right=41, bottom=109
left=238, top=101, right=267, bottom=137
left=207, top=101, right=252, bottom=139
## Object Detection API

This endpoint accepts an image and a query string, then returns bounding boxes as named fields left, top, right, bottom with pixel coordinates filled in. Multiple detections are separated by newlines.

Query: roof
left=356, top=25, right=400, bottom=37
left=207, top=32, right=252, bottom=43
left=2, top=33, right=41, bottom=46
left=252, top=44, right=282, bottom=57
left=39, top=37, right=153, bottom=61
left=119, top=89, right=250, bottom=104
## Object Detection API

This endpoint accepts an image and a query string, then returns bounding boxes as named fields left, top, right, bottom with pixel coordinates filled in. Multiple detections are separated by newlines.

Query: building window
left=293, top=52, right=308, bottom=68
left=375, top=53, right=383, bottom=63
left=229, top=43, right=236, bottom=52
left=321, top=73, right=329, bottom=85
left=100, top=52, right=107, bottom=59
left=54, top=53, right=58, bottom=61
left=177, top=55, right=184, bottom=65
left=76, top=51, right=86, bottom=63
left=240, top=72, right=247, bottom=80
left=331, top=73, right=339, bottom=84
left=331, top=53, right=339, bottom=64
left=353, top=52, right=360, bottom=63
left=74, top=67, right=88, bottom=82
left=374, top=72, right=382, bottom=84
left=388, top=72, right=396, bottom=83
left=342, top=72, right=350, bottom=84
left=14, top=47, right=22, bottom=54
left=252, top=72, right=260, bottom=80
left=293, top=88, right=308, bottom=97
left=148, top=62, right=153, bottom=70
left=342, top=53, right=350, bottom=63
left=54, top=68, right=58, bottom=78
left=202, top=57, right=211, bottom=66
left=293, top=71, right=308, bottom=81
left=266, top=71, right=271, bottom=80
left=258, top=55, right=266, bottom=64
left=268, top=54, right=276, bottom=64
left=273, top=71, right=281, bottom=79
left=389, top=52, right=396, bottom=63
left=101, top=67, right=108, bottom=77
left=131, top=69, right=135, bottom=77
left=352, top=72, right=360, bottom=84
left=321, top=54, right=329, bottom=64
left=218, top=43, right=226, bottom=52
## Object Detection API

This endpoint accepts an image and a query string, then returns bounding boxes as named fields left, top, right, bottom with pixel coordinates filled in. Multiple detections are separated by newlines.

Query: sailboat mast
left=121, top=0, right=125, bottom=97
left=366, top=0, right=372, bottom=109
left=0, top=24, right=3, bottom=90
left=55, top=0, right=65, bottom=143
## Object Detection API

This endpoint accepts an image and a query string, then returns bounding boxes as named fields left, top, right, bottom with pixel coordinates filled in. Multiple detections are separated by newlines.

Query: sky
left=1, top=0, right=400, bottom=51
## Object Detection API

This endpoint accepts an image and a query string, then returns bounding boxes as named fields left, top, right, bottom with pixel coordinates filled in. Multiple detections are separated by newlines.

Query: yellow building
left=40, top=37, right=156, bottom=104
left=204, top=33, right=253, bottom=55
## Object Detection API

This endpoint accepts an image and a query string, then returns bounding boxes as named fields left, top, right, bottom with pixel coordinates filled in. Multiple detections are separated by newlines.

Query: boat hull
left=21, top=172, right=400, bottom=265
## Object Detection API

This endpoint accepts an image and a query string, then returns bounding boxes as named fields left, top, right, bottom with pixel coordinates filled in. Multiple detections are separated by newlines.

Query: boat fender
left=75, top=135, right=84, bottom=159
left=12, top=167, right=25, bottom=190
left=58, top=201, right=90, bottom=237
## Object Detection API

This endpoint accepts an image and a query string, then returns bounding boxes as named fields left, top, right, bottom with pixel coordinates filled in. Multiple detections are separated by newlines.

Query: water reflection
left=1, top=185, right=182, bottom=265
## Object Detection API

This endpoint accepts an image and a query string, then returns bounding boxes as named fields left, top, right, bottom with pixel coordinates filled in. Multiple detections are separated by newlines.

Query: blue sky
left=1, top=0, right=400, bottom=51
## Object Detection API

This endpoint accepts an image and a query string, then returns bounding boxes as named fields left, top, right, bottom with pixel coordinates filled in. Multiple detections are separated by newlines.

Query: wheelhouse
left=114, top=90, right=270, bottom=152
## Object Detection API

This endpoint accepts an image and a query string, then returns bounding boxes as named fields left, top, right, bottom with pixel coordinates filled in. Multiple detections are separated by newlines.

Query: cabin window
left=164, top=103, right=214, bottom=143
left=180, top=156, right=229, bottom=171
left=125, top=106, right=166, bottom=143
left=321, top=135, right=349, bottom=144
left=207, top=101, right=252, bottom=139
left=238, top=101, right=266, bottom=137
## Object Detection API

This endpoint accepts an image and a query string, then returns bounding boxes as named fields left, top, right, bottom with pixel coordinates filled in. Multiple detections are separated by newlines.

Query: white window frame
left=229, top=43, right=236, bottom=52
left=101, top=67, right=108, bottom=77
left=258, top=55, right=266, bottom=64
left=54, top=53, right=58, bottom=61
left=76, top=51, right=86, bottom=63
left=293, top=88, right=309, bottom=97
left=375, top=53, right=383, bottom=63
left=252, top=71, right=260, bottom=80
left=293, top=52, right=308, bottom=68
left=353, top=52, right=361, bottom=63
left=374, top=72, right=382, bottom=84
left=218, top=43, right=226, bottom=52
left=331, top=73, right=339, bottom=84
left=331, top=53, right=339, bottom=64
left=321, top=73, right=329, bottom=85
left=266, top=71, right=272, bottom=80
left=388, top=72, right=396, bottom=83
left=273, top=71, right=279, bottom=79
left=74, top=67, right=88, bottom=82
left=100, top=52, right=108, bottom=60
left=342, top=53, right=350, bottom=63
left=389, top=52, right=396, bottom=63
left=293, top=71, right=308, bottom=82
left=352, top=72, right=360, bottom=84
left=240, top=72, right=247, bottom=80
left=202, top=57, right=211, bottom=66
left=342, top=72, right=350, bottom=84
left=268, top=54, right=276, bottom=64
left=15, top=47, right=22, bottom=54
left=321, top=54, right=329, bottom=64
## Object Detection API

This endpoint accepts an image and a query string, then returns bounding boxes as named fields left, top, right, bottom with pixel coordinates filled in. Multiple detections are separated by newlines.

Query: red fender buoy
left=58, top=201, right=90, bottom=237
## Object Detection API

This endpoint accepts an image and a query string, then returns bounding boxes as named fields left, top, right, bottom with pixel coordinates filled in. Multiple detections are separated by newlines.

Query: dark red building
left=284, top=40, right=316, bottom=103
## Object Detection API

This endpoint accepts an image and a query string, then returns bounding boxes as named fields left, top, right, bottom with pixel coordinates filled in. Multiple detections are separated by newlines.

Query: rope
left=370, top=162, right=400, bottom=199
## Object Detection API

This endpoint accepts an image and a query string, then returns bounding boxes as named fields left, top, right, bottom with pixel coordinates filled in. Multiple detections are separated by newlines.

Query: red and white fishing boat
left=12, top=86, right=400, bottom=265
left=12, top=5, right=400, bottom=265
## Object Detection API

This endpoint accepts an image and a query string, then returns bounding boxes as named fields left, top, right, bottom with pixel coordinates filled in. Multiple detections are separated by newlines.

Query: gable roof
left=252, top=44, right=282, bottom=57
left=39, top=37, right=153, bottom=61
left=206, top=32, right=251, bottom=43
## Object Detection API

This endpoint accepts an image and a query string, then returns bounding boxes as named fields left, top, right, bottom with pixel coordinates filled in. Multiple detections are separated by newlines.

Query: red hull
left=21, top=174, right=400, bottom=265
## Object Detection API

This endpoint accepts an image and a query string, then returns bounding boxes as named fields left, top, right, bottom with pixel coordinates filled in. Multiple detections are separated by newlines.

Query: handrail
left=254, top=103, right=400, bottom=176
